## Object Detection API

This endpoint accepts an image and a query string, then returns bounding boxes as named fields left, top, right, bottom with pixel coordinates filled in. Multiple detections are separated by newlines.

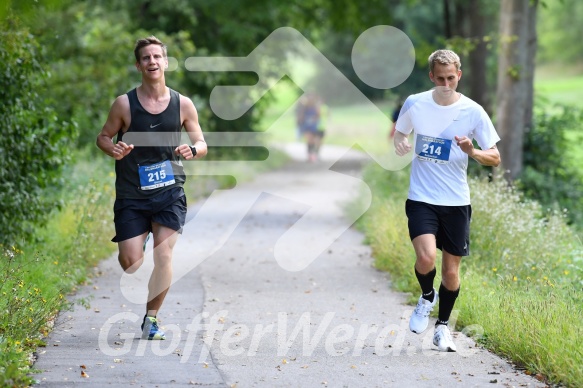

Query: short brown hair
left=428, top=49, right=461, bottom=73
left=134, top=36, right=167, bottom=62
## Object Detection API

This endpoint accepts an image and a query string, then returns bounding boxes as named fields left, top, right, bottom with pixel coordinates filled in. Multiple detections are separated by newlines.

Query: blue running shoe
left=141, top=316, right=165, bottom=340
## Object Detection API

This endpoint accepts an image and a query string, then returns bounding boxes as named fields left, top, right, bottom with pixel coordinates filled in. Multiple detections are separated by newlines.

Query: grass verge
left=353, top=162, right=582, bottom=387
left=0, top=149, right=116, bottom=387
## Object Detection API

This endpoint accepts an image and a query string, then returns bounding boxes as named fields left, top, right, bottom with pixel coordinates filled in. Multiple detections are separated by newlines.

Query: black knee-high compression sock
left=415, top=267, right=436, bottom=301
left=436, top=283, right=460, bottom=326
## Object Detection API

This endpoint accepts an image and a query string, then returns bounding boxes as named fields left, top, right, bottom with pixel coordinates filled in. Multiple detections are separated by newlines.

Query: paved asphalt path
left=33, top=144, right=545, bottom=387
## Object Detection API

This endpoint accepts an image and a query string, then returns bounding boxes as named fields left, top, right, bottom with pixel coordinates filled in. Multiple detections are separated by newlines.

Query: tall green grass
left=354, top=163, right=582, bottom=387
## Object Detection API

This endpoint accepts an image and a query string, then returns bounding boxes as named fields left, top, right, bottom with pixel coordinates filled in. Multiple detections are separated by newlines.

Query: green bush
left=520, top=105, right=583, bottom=227
left=0, top=19, right=74, bottom=246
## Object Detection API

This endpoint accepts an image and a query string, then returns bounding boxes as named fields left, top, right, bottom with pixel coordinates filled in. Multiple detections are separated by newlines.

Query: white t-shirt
left=395, top=90, right=500, bottom=206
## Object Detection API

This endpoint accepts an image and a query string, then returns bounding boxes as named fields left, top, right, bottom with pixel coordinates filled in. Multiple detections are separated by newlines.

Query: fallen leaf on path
left=81, top=371, right=89, bottom=378
left=80, top=365, right=86, bottom=369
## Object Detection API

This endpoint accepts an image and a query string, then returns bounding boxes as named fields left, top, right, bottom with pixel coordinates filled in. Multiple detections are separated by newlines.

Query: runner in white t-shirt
left=393, top=49, right=501, bottom=352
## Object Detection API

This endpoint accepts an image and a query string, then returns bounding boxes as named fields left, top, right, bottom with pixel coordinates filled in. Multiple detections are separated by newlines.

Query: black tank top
left=115, top=88, right=185, bottom=199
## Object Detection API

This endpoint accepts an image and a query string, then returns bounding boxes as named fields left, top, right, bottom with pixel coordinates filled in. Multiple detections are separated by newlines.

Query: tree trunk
left=524, top=1, right=538, bottom=131
left=444, top=0, right=453, bottom=38
left=495, top=0, right=537, bottom=181
left=468, top=0, right=490, bottom=113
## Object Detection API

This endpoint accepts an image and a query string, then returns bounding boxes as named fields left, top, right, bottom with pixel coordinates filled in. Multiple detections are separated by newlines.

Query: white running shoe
left=433, top=324, right=457, bottom=352
left=409, top=289, right=438, bottom=334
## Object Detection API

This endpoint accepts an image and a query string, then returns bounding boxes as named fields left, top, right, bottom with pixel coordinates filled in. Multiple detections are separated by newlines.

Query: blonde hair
left=428, top=50, right=461, bottom=73
left=134, top=36, right=167, bottom=62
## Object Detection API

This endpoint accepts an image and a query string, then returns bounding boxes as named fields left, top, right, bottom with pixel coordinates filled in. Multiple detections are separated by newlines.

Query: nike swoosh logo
left=150, top=123, right=162, bottom=128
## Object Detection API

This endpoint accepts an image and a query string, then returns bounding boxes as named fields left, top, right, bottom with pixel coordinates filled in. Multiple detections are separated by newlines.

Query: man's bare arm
left=96, top=96, right=134, bottom=160
left=455, top=136, right=500, bottom=167
left=176, top=95, right=207, bottom=160
left=394, top=130, right=412, bottom=156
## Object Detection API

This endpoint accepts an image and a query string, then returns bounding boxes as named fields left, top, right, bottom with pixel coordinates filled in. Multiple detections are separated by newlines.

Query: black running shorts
left=112, top=187, right=187, bottom=243
left=405, top=199, right=472, bottom=256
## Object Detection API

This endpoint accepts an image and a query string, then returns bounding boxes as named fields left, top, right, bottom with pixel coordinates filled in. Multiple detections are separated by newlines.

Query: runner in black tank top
left=96, top=36, right=207, bottom=340
left=115, top=88, right=185, bottom=199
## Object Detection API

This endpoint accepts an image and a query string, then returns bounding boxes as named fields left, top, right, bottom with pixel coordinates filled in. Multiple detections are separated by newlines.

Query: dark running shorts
left=405, top=199, right=472, bottom=256
left=112, top=187, right=187, bottom=243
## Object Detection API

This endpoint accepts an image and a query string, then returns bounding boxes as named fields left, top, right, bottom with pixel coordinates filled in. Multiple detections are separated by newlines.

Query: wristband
left=189, top=145, right=197, bottom=157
